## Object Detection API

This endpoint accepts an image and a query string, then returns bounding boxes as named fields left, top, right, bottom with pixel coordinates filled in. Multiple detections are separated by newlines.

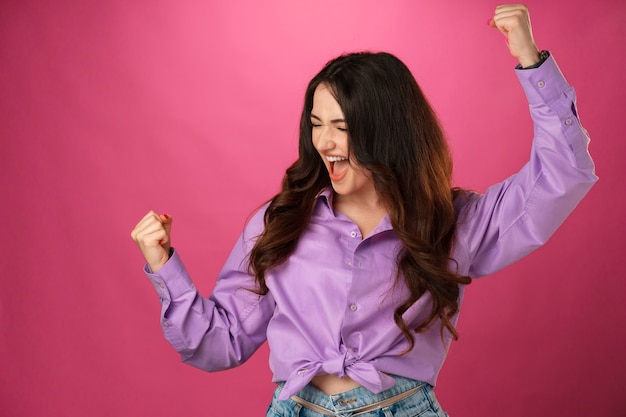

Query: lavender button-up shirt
left=145, top=54, right=597, bottom=400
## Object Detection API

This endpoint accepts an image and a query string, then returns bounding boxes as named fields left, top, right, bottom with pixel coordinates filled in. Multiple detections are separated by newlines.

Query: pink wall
left=1, top=0, right=624, bottom=415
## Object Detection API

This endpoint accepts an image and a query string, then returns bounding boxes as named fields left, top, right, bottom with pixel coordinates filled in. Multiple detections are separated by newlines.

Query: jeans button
left=337, top=398, right=347, bottom=407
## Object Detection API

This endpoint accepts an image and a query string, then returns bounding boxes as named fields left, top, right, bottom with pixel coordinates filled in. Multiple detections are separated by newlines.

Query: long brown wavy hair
left=248, top=52, right=471, bottom=350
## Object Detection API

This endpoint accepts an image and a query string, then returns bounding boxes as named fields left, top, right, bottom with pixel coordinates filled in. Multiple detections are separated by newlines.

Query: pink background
left=1, top=0, right=625, bottom=415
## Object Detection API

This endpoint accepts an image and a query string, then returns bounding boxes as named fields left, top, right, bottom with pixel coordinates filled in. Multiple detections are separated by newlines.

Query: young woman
left=131, top=5, right=597, bottom=416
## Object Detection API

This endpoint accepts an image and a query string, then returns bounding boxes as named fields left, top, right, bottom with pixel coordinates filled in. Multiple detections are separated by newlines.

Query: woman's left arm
left=457, top=5, right=598, bottom=277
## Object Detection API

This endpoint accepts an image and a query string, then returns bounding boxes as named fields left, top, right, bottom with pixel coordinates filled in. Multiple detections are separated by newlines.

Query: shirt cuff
left=514, top=54, right=571, bottom=106
left=144, top=248, right=197, bottom=300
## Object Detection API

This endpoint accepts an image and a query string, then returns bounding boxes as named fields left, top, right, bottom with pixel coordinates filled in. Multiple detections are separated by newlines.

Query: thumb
left=158, top=213, right=173, bottom=254
left=487, top=17, right=509, bottom=43
left=159, top=213, right=172, bottom=234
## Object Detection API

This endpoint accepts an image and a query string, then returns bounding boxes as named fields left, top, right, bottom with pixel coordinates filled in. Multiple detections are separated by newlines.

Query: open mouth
left=326, top=156, right=349, bottom=182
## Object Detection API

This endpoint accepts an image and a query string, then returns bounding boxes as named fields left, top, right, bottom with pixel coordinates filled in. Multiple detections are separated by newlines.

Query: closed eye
left=310, top=113, right=347, bottom=131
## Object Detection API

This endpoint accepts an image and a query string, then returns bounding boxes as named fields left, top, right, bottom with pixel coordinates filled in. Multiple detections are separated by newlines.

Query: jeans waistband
left=277, top=375, right=427, bottom=415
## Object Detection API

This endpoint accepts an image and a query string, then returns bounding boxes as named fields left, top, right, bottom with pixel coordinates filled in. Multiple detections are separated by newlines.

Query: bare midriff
left=311, top=374, right=362, bottom=395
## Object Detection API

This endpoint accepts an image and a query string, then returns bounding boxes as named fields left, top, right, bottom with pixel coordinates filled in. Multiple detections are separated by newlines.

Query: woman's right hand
left=131, top=211, right=173, bottom=273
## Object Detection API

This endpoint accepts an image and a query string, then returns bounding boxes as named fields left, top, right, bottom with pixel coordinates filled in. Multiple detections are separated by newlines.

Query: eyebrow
left=310, top=114, right=346, bottom=124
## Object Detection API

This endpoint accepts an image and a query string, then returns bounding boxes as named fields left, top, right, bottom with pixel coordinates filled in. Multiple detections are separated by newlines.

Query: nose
left=316, top=126, right=336, bottom=151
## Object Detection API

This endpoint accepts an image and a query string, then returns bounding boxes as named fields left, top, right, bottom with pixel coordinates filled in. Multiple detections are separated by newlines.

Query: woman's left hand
left=489, top=4, right=541, bottom=68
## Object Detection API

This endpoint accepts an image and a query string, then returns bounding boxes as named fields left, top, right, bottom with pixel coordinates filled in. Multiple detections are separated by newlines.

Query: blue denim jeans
left=266, top=375, right=449, bottom=417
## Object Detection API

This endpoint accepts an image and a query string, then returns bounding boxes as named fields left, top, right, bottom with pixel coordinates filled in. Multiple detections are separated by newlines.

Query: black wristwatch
left=523, top=50, right=550, bottom=69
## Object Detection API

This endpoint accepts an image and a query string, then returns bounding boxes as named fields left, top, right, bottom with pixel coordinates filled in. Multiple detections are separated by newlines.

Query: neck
left=333, top=190, right=387, bottom=238
left=334, top=193, right=383, bottom=212
left=332, top=182, right=383, bottom=212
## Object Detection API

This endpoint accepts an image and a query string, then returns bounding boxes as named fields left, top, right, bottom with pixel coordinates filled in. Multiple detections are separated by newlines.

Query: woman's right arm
left=131, top=208, right=275, bottom=371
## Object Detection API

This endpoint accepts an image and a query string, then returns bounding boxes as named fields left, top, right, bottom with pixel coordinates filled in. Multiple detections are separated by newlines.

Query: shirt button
left=297, top=369, right=307, bottom=375
left=537, top=80, right=545, bottom=88
left=349, top=304, right=358, bottom=312
left=350, top=231, right=357, bottom=238
left=565, top=118, right=573, bottom=125
left=158, top=282, right=165, bottom=289
left=162, top=321, right=170, bottom=328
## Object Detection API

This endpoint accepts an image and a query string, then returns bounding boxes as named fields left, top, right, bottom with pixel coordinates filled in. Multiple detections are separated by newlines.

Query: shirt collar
left=314, top=187, right=335, bottom=218
left=314, top=187, right=394, bottom=233
left=316, top=187, right=333, bottom=204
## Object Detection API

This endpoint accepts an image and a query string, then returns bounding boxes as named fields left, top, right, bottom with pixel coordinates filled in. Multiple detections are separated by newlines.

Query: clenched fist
left=131, top=211, right=172, bottom=273
left=489, top=4, right=541, bottom=68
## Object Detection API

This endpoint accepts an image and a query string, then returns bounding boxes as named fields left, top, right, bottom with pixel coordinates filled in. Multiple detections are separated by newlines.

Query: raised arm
left=456, top=5, right=598, bottom=277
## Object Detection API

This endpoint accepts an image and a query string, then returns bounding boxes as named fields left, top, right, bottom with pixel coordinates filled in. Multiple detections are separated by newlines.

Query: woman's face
left=311, top=83, right=376, bottom=203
